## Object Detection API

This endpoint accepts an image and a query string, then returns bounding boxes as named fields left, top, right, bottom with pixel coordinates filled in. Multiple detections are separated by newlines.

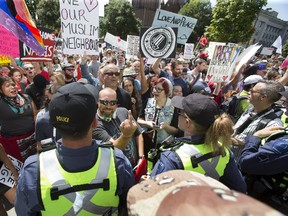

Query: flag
left=272, top=35, right=282, bottom=54
left=199, top=35, right=208, bottom=46
left=0, top=0, right=44, bottom=55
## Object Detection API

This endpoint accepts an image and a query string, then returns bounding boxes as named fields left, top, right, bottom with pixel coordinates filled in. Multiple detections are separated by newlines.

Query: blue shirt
left=159, top=70, right=188, bottom=96
left=15, top=140, right=134, bottom=216
left=151, top=135, right=247, bottom=193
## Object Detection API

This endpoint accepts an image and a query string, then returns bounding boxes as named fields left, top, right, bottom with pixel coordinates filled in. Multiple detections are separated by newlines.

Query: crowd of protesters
left=0, top=45, right=288, bottom=215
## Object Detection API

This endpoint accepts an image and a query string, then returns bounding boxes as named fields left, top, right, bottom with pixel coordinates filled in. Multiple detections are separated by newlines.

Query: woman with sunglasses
left=137, top=77, right=179, bottom=159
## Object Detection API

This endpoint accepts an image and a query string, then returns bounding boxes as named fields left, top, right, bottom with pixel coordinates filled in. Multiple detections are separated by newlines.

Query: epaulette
left=98, top=141, right=114, bottom=148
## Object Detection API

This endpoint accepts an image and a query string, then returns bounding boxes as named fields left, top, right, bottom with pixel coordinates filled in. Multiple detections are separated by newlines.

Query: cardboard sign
left=20, top=27, right=55, bottom=62
left=152, top=9, right=197, bottom=45
left=140, top=27, right=177, bottom=58
left=0, top=155, right=23, bottom=188
left=60, top=0, right=99, bottom=55
left=104, top=32, right=127, bottom=50
left=205, top=42, right=226, bottom=60
left=0, top=55, right=11, bottom=64
left=205, top=45, right=242, bottom=82
left=260, top=47, right=274, bottom=56
left=0, top=25, right=20, bottom=57
left=126, top=35, right=139, bottom=59
left=235, top=44, right=261, bottom=72
left=183, top=43, right=194, bottom=59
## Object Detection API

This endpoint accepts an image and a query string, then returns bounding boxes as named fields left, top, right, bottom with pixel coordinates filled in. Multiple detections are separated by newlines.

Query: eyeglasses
left=99, top=100, right=118, bottom=106
left=104, top=71, right=120, bottom=76
left=66, top=68, right=74, bottom=71
left=178, top=110, right=186, bottom=117
left=24, top=67, right=34, bottom=70
left=152, top=86, right=165, bottom=93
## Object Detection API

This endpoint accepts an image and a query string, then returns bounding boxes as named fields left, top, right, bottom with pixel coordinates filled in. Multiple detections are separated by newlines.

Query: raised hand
left=119, top=110, right=137, bottom=138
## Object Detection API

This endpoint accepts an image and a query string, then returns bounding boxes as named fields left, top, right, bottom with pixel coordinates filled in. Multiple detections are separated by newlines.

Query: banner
left=104, top=32, right=127, bottom=50
left=260, top=47, right=274, bottom=56
left=0, top=25, right=19, bottom=57
left=183, top=43, right=194, bottom=59
left=0, top=55, right=11, bottom=64
left=140, top=27, right=177, bottom=59
left=126, top=35, right=139, bottom=59
left=152, top=9, right=197, bottom=45
left=20, top=27, right=55, bottom=62
left=60, top=0, right=99, bottom=55
left=205, top=45, right=242, bottom=82
left=0, top=155, right=22, bottom=188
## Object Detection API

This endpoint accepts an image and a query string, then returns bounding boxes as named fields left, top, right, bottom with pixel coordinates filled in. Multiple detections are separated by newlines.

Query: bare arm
left=139, top=56, right=148, bottom=94
left=278, top=68, right=288, bottom=86
left=152, top=58, right=161, bottom=75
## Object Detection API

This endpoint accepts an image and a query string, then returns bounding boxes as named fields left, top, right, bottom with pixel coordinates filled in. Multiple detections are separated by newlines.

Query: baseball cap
left=243, top=75, right=263, bottom=86
left=49, top=82, right=99, bottom=132
left=172, top=94, right=220, bottom=129
left=62, top=63, right=74, bottom=70
left=190, top=84, right=213, bottom=96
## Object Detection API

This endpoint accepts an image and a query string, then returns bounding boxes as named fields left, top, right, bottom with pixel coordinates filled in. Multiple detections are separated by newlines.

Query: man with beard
left=62, top=63, right=76, bottom=84
left=93, top=87, right=144, bottom=169
left=152, top=58, right=188, bottom=96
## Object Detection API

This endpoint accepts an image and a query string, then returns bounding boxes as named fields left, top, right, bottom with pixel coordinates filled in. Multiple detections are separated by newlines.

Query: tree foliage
left=25, top=0, right=39, bottom=22
left=283, top=40, right=288, bottom=57
left=178, top=0, right=212, bottom=43
left=100, top=0, right=141, bottom=39
left=205, top=0, right=267, bottom=43
left=36, top=0, right=61, bottom=34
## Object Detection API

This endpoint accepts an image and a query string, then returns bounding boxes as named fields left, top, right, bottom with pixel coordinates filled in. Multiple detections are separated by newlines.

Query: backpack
left=220, top=94, right=249, bottom=121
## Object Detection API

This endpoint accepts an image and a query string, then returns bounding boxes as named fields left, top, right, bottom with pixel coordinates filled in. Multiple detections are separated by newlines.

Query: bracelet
left=139, top=155, right=145, bottom=159
left=121, top=134, right=132, bottom=139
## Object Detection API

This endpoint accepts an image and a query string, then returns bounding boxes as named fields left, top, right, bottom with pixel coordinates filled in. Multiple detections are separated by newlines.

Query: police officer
left=239, top=125, right=288, bottom=214
left=15, top=82, right=134, bottom=215
left=151, top=94, right=246, bottom=193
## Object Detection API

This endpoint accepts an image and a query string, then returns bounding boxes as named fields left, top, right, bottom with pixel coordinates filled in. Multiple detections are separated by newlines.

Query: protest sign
left=0, top=155, right=22, bottom=188
left=205, top=42, right=226, bottom=60
left=60, top=0, right=99, bottom=55
left=205, top=45, right=242, bottom=82
left=152, top=9, right=197, bottom=45
left=0, top=25, right=19, bottom=57
left=183, top=43, right=194, bottom=59
left=126, top=35, right=139, bottom=59
left=235, top=44, right=262, bottom=72
left=104, top=32, right=127, bottom=50
left=140, top=27, right=177, bottom=58
left=0, top=55, right=11, bottom=64
left=260, top=47, right=274, bottom=56
left=20, top=27, right=55, bottom=62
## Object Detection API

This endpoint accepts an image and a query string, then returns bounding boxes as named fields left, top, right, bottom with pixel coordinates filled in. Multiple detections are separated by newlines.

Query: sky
left=99, top=0, right=288, bottom=21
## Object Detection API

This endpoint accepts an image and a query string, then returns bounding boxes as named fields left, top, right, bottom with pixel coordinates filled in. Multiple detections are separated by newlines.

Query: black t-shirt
left=116, top=87, right=132, bottom=110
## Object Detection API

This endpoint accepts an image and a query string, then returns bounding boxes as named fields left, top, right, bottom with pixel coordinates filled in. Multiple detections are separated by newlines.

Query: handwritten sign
left=183, top=43, right=194, bottom=59
left=205, top=45, right=242, bottom=82
left=126, top=35, right=139, bottom=59
left=152, top=9, right=197, bottom=45
left=60, top=0, right=99, bottom=55
left=205, top=42, right=226, bottom=60
left=0, top=55, right=11, bottom=64
left=104, top=32, right=127, bottom=50
left=0, top=155, right=22, bottom=188
left=260, top=47, right=274, bottom=56
left=20, top=27, right=55, bottom=62
left=0, top=25, right=19, bottom=57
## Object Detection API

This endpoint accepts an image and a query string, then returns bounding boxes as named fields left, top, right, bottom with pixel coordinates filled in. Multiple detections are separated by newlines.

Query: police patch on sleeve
left=140, top=27, right=177, bottom=59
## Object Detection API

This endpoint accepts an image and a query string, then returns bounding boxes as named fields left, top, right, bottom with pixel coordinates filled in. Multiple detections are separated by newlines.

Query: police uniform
left=151, top=135, right=247, bottom=193
left=15, top=140, right=134, bottom=216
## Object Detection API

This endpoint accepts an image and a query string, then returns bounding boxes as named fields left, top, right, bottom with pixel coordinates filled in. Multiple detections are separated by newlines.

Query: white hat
left=243, top=75, right=263, bottom=86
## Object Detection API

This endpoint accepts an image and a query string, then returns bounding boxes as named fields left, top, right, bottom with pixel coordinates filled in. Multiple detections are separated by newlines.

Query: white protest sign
left=126, top=35, right=139, bottom=59
left=205, top=42, right=226, bottom=60
left=60, top=0, right=99, bottom=55
left=183, top=43, right=194, bottom=59
left=205, top=45, right=242, bottom=82
left=260, top=47, right=274, bottom=56
left=0, top=155, right=22, bottom=188
left=104, top=32, right=127, bottom=50
left=235, top=44, right=262, bottom=71
left=152, top=9, right=197, bottom=45
left=146, top=58, right=157, bottom=65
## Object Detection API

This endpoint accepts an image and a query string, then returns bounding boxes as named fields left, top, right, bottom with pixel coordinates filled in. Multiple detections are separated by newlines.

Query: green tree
left=36, top=0, right=60, bottom=34
left=283, top=40, right=288, bottom=57
left=100, top=0, right=141, bottom=39
left=25, top=0, right=39, bottom=22
left=205, top=0, right=267, bottom=43
left=178, top=0, right=212, bottom=43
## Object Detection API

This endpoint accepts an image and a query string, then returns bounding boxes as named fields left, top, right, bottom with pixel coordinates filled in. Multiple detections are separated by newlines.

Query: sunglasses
left=104, top=72, right=120, bottom=76
left=99, top=100, right=118, bottom=106
left=152, top=86, right=164, bottom=93
left=24, top=67, right=34, bottom=70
